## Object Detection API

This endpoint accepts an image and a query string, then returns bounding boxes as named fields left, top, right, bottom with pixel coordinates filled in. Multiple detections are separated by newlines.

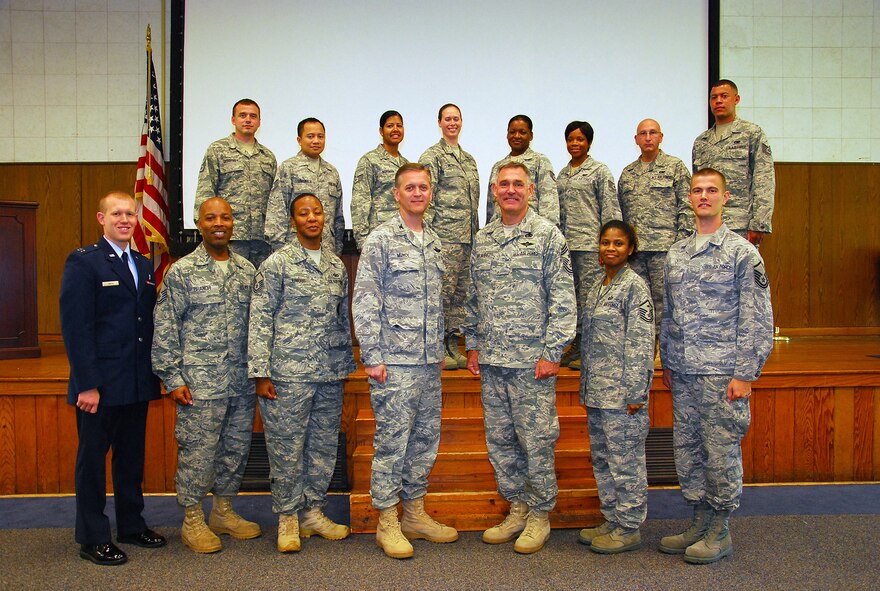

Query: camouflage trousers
left=260, top=380, right=343, bottom=515
left=588, top=406, right=649, bottom=529
left=671, top=373, right=751, bottom=511
left=369, top=364, right=441, bottom=510
left=481, top=365, right=560, bottom=512
left=630, top=251, right=666, bottom=335
left=571, top=250, right=605, bottom=334
left=175, top=394, right=256, bottom=507
left=231, top=239, right=272, bottom=269
left=440, top=242, right=472, bottom=334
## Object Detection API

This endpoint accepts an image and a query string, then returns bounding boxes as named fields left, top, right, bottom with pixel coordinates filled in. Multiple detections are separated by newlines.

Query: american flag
left=132, top=31, right=170, bottom=288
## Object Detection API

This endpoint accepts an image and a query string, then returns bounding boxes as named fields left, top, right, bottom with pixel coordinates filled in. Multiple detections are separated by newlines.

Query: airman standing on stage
left=351, top=110, right=410, bottom=249
left=557, top=120, right=622, bottom=370
left=264, top=117, right=345, bottom=254
left=618, top=118, right=692, bottom=338
left=486, top=115, right=560, bottom=225
left=353, top=162, right=459, bottom=559
left=659, top=168, right=773, bottom=564
left=692, top=79, right=775, bottom=246
left=195, top=98, right=277, bottom=268
left=464, top=162, right=576, bottom=555
left=419, top=103, right=481, bottom=370
left=152, top=197, right=261, bottom=554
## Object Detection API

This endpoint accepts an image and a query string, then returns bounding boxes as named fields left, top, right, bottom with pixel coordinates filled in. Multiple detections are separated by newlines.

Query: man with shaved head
left=617, top=119, right=692, bottom=339
left=153, top=196, right=261, bottom=554
left=61, top=191, right=165, bottom=565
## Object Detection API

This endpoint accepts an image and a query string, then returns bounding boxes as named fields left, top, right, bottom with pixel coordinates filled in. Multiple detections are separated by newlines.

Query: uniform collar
left=684, top=223, right=730, bottom=254
left=285, top=239, right=337, bottom=273
left=486, top=208, right=538, bottom=245
left=195, top=242, right=244, bottom=271
left=392, top=213, right=436, bottom=248
left=224, top=133, right=267, bottom=156
left=293, top=150, right=325, bottom=168
left=102, top=236, right=131, bottom=259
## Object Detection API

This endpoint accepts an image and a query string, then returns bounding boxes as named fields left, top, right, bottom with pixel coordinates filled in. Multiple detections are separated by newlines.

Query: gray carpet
left=1, top=515, right=877, bottom=590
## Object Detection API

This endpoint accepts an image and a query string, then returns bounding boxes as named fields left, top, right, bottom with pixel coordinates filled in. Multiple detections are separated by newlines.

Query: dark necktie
left=122, top=251, right=136, bottom=286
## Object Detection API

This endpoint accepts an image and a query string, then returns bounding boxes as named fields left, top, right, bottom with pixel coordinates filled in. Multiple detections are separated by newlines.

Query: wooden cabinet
left=0, top=201, right=41, bottom=359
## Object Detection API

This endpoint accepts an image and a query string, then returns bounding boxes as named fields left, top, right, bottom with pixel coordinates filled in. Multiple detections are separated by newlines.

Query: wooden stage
left=2, top=335, right=879, bottom=531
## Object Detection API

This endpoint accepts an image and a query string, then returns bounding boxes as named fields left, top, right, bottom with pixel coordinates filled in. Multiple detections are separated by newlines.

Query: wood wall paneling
left=35, top=396, right=60, bottom=493
left=0, top=163, right=137, bottom=335
left=13, top=396, right=37, bottom=493
left=771, top=388, right=795, bottom=481
left=749, top=389, right=775, bottom=482
left=56, top=397, right=77, bottom=493
left=0, top=397, right=15, bottom=494
left=762, top=164, right=811, bottom=328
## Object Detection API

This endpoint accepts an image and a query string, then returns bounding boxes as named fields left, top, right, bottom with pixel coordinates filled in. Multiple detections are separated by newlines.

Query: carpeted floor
left=0, top=514, right=878, bottom=590
left=2, top=485, right=878, bottom=590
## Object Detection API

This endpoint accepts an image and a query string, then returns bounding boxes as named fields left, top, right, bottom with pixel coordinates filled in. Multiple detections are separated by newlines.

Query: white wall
left=0, top=0, right=166, bottom=163
left=721, top=0, right=880, bottom=161
left=3, top=0, right=880, bottom=165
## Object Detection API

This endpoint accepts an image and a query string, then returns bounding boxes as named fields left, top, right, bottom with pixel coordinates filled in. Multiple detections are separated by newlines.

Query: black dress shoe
left=117, top=528, right=167, bottom=548
left=79, top=543, right=128, bottom=566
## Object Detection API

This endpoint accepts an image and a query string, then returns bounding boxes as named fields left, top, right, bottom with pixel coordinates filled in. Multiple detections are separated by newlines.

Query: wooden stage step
left=349, top=405, right=599, bottom=531
left=352, top=443, right=595, bottom=493
left=349, top=489, right=603, bottom=533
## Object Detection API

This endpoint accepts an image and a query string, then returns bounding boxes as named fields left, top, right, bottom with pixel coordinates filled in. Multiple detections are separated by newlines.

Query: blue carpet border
left=1, top=484, right=877, bottom=529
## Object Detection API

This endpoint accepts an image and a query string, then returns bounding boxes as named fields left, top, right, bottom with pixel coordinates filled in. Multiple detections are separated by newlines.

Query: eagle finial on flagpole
left=146, top=24, right=152, bottom=54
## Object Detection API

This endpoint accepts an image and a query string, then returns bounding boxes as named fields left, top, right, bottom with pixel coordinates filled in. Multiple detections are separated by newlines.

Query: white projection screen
left=182, top=0, right=709, bottom=230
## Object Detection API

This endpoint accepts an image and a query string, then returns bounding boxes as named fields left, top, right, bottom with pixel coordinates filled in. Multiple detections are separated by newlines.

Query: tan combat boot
left=400, top=497, right=459, bottom=543
left=684, top=509, right=732, bottom=564
left=659, top=501, right=712, bottom=554
left=482, top=501, right=528, bottom=544
left=577, top=520, right=615, bottom=546
left=208, top=496, right=261, bottom=539
left=277, top=513, right=300, bottom=553
left=590, top=526, right=642, bottom=554
left=445, top=332, right=468, bottom=369
left=299, top=507, right=350, bottom=540
left=376, top=506, right=413, bottom=559
left=181, top=504, right=222, bottom=553
left=514, top=510, right=551, bottom=554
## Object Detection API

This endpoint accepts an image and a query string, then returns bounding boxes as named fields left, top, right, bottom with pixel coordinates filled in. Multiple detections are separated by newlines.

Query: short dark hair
left=437, top=103, right=461, bottom=121
left=289, top=193, right=320, bottom=217
left=232, top=98, right=259, bottom=117
left=508, top=114, right=533, bottom=131
left=692, top=167, right=727, bottom=192
left=711, top=79, right=738, bottom=94
left=599, top=220, right=638, bottom=257
left=394, top=162, right=431, bottom=187
left=564, top=120, right=594, bottom=144
left=297, top=117, right=325, bottom=137
left=380, top=110, right=403, bottom=127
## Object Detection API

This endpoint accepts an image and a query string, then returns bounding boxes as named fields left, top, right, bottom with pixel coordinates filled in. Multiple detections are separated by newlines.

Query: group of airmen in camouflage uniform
left=147, top=78, right=773, bottom=563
